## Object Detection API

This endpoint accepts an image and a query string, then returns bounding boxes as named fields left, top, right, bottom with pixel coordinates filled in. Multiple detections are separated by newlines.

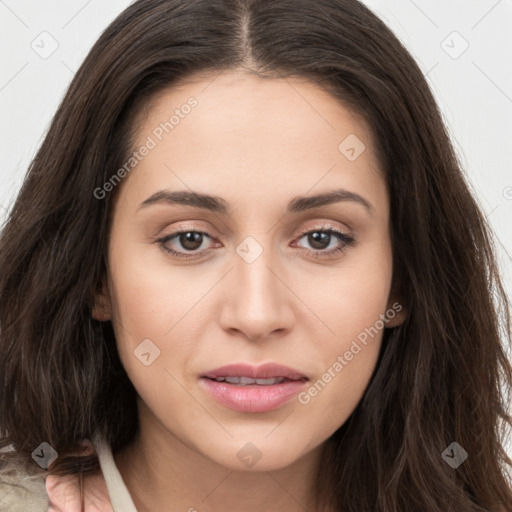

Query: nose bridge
left=219, top=233, right=293, bottom=339
left=234, top=234, right=281, bottom=309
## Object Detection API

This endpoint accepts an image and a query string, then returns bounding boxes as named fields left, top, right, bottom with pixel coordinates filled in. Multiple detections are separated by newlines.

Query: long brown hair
left=1, top=1, right=511, bottom=510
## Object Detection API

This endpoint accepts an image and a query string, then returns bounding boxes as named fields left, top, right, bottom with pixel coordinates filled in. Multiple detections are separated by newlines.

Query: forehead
left=137, top=70, right=377, bottom=151
left=115, top=70, right=386, bottom=214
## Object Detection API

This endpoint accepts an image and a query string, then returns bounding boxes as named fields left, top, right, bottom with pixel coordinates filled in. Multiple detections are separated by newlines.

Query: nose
left=218, top=243, right=295, bottom=341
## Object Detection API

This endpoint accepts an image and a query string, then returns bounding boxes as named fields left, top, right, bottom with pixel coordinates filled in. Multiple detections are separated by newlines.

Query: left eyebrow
left=288, top=189, right=374, bottom=216
left=137, top=188, right=375, bottom=216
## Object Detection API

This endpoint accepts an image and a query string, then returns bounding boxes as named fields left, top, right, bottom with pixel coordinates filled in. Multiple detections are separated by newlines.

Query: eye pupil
left=308, top=232, right=329, bottom=250
left=180, top=232, right=203, bottom=251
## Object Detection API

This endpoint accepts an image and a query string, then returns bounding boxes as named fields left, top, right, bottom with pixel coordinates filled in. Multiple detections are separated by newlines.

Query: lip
left=200, top=363, right=309, bottom=413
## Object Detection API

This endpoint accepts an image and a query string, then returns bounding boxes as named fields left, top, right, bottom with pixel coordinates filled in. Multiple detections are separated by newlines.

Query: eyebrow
left=138, top=188, right=375, bottom=216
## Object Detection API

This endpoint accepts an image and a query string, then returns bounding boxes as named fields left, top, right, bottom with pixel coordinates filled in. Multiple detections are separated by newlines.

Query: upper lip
left=202, top=363, right=309, bottom=381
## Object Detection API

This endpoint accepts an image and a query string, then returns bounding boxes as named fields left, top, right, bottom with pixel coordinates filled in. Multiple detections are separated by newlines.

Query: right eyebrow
left=138, top=190, right=230, bottom=213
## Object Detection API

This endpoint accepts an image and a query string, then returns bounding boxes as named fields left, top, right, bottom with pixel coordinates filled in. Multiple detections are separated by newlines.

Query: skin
left=86, top=69, right=406, bottom=511
left=46, top=441, right=112, bottom=511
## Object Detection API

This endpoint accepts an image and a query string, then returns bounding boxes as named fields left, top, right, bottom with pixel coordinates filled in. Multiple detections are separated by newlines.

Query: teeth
left=225, top=376, right=245, bottom=384
left=255, top=377, right=283, bottom=385
left=213, top=376, right=286, bottom=385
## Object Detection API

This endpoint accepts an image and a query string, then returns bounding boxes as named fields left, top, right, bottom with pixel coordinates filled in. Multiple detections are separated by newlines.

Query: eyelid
left=155, top=219, right=356, bottom=261
left=153, top=221, right=217, bottom=240
left=291, top=223, right=356, bottom=254
left=154, top=219, right=351, bottom=244
left=295, top=220, right=353, bottom=237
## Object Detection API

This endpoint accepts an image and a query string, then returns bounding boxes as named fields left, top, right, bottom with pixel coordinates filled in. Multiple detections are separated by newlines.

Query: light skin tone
left=52, top=69, right=407, bottom=512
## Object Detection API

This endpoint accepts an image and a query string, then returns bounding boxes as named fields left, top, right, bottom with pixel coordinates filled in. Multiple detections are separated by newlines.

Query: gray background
left=1, top=0, right=511, bottom=459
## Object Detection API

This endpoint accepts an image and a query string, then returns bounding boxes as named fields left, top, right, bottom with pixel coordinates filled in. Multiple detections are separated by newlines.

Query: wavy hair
left=1, top=0, right=511, bottom=510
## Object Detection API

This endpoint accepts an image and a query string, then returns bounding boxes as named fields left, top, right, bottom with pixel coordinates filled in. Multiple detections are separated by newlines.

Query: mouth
left=206, top=376, right=293, bottom=385
left=201, top=362, right=308, bottom=382
left=200, top=363, right=309, bottom=412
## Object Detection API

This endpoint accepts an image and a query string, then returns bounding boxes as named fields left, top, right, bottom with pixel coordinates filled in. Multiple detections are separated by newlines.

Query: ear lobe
left=385, top=274, right=408, bottom=328
left=92, top=276, right=111, bottom=321
left=384, top=298, right=407, bottom=328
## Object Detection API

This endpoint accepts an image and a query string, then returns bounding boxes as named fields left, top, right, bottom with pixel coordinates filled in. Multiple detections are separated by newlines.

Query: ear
left=384, top=297, right=407, bottom=328
left=92, top=275, right=111, bottom=322
left=384, top=278, right=408, bottom=328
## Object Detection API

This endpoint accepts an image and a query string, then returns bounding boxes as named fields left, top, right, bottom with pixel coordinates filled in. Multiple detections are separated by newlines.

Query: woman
left=1, top=0, right=511, bottom=510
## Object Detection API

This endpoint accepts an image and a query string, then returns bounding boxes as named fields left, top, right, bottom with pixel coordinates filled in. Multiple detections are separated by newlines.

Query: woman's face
left=95, top=70, right=404, bottom=471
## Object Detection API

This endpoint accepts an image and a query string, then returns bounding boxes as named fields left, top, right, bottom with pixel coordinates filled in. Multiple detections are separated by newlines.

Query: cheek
left=105, top=245, right=174, bottom=377
left=295, top=236, right=392, bottom=424
left=105, top=237, right=217, bottom=404
left=107, top=238, right=204, bottom=340
left=307, top=229, right=392, bottom=347
left=296, top=300, right=385, bottom=442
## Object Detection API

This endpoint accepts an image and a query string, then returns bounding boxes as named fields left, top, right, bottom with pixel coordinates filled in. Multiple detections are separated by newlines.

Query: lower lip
left=200, top=378, right=307, bottom=413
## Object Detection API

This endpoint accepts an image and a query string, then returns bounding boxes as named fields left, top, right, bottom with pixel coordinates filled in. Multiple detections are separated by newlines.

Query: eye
left=155, top=224, right=356, bottom=260
left=293, top=226, right=356, bottom=258
left=157, top=229, right=217, bottom=259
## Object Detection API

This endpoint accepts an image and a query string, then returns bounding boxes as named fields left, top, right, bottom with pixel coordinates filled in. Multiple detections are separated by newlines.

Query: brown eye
left=158, top=230, right=215, bottom=259
left=177, top=232, right=204, bottom=251
left=294, top=227, right=356, bottom=258
left=306, top=231, right=331, bottom=250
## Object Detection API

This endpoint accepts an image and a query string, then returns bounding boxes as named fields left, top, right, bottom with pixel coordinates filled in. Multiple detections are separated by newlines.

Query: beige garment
left=0, top=433, right=137, bottom=512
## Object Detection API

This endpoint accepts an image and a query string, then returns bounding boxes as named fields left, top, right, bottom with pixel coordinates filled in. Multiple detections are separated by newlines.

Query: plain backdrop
left=1, top=0, right=511, bottom=461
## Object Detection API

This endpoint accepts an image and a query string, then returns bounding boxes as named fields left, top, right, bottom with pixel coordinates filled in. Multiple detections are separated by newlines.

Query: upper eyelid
left=159, top=215, right=352, bottom=233
left=157, top=221, right=351, bottom=239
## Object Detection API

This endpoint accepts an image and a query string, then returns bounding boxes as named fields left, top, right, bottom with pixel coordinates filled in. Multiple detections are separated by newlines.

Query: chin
left=204, top=441, right=309, bottom=473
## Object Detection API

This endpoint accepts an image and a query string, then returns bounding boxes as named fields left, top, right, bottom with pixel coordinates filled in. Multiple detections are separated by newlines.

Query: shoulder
left=0, top=460, right=49, bottom=512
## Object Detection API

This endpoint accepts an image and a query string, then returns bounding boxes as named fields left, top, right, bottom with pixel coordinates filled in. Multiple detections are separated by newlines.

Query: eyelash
left=156, top=224, right=356, bottom=260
